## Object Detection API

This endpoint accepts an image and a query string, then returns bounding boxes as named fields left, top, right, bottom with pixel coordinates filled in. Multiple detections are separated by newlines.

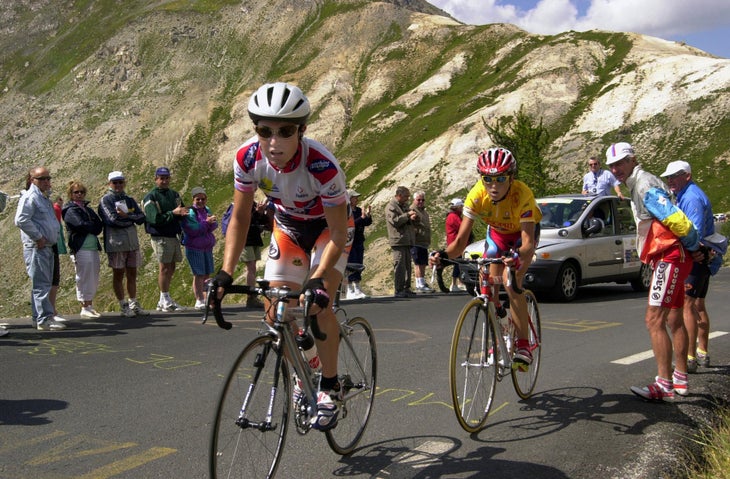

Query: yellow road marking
left=75, top=447, right=177, bottom=479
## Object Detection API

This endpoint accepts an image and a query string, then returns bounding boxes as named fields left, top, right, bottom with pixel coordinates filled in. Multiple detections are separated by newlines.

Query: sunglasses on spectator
left=33, top=176, right=52, bottom=181
left=73, top=190, right=86, bottom=195
left=255, top=124, right=299, bottom=139
left=111, top=180, right=125, bottom=185
left=481, top=175, right=509, bottom=184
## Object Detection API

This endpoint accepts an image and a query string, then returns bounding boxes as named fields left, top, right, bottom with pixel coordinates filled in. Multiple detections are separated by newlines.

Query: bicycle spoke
left=511, top=290, right=542, bottom=399
left=450, top=299, right=497, bottom=433
left=210, top=336, right=290, bottom=479
left=326, top=317, right=377, bottom=455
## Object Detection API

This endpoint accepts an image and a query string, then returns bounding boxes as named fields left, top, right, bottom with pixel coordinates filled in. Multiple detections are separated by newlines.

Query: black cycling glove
left=303, top=277, right=330, bottom=309
left=213, top=270, right=233, bottom=289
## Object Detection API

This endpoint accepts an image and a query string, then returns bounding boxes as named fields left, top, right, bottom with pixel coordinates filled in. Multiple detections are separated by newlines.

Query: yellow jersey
left=463, top=179, right=542, bottom=235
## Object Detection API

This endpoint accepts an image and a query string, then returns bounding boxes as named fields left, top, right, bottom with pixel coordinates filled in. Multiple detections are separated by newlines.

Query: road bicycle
left=204, top=271, right=377, bottom=478
left=442, top=256, right=542, bottom=433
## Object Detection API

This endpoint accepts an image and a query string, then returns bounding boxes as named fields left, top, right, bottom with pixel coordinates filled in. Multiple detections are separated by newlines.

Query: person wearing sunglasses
left=581, top=155, right=623, bottom=198
left=98, top=171, right=149, bottom=318
left=430, top=147, right=542, bottom=371
left=14, top=167, right=67, bottom=331
left=215, top=82, right=352, bottom=431
left=62, top=180, right=104, bottom=319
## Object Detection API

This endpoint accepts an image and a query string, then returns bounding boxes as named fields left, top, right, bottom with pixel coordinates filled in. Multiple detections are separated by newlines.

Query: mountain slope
left=0, top=0, right=728, bottom=316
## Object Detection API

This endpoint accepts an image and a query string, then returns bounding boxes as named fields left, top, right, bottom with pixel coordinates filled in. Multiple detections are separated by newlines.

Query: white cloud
left=430, top=0, right=730, bottom=38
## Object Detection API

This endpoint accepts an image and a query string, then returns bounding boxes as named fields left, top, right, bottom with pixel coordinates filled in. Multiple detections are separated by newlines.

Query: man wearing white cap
left=606, top=143, right=702, bottom=401
left=98, top=171, right=149, bottom=317
left=660, top=160, right=718, bottom=373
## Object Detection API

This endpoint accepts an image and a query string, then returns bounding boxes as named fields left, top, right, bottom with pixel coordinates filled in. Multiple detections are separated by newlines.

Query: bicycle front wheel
left=326, top=316, right=377, bottom=455
left=210, top=335, right=290, bottom=479
left=511, top=290, right=542, bottom=399
left=449, top=298, right=498, bottom=433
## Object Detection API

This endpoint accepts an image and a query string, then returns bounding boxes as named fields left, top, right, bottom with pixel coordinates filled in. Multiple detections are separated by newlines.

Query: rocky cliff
left=1, top=0, right=728, bottom=316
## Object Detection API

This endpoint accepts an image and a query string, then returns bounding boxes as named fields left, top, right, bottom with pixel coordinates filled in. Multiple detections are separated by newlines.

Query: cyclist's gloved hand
left=213, top=270, right=233, bottom=289
left=429, top=250, right=448, bottom=267
left=302, top=277, right=330, bottom=310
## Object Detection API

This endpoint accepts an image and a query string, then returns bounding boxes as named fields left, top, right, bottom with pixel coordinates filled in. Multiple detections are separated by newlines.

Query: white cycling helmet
left=247, top=82, right=311, bottom=124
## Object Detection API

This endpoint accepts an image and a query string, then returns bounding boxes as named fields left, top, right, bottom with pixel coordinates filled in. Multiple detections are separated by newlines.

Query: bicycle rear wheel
left=511, top=290, right=542, bottom=399
left=326, top=316, right=377, bottom=455
left=210, top=335, right=290, bottom=479
left=449, top=298, right=498, bottom=433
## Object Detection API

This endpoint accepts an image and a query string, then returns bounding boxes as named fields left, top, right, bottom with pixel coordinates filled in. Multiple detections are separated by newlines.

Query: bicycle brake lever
left=203, top=280, right=232, bottom=330
left=303, top=290, right=327, bottom=341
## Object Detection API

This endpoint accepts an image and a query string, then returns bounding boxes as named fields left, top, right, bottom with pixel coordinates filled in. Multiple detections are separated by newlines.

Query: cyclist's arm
left=221, top=189, right=254, bottom=276
left=515, top=221, right=537, bottom=276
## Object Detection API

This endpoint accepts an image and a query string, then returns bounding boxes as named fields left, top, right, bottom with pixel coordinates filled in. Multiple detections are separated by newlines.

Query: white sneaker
left=37, top=319, right=67, bottom=331
left=157, top=300, right=185, bottom=312
left=129, top=301, right=149, bottom=316
left=194, top=299, right=206, bottom=310
left=80, top=307, right=101, bottom=319
left=120, top=302, right=136, bottom=318
left=352, top=286, right=369, bottom=299
left=53, top=315, right=68, bottom=323
left=312, top=387, right=342, bottom=431
left=416, top=285, right=435, bottom=293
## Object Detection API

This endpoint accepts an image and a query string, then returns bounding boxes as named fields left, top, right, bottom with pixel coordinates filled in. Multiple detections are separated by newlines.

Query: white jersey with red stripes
left=233, top=136, right=348, bottom=221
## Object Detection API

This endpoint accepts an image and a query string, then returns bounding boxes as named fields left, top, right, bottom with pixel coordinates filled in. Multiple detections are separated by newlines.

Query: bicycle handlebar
left=438, top=255, right=523, bottom=295
left=202, top=280, right=327, bottom=339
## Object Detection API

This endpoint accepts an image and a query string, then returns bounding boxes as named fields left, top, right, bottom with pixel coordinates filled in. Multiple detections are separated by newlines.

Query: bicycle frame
left=475, top=260, right=515, bottom=374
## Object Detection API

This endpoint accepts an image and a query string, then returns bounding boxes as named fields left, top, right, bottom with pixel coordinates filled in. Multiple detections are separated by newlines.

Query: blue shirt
left=676, top=181, right=714, bottom=238
left=582, top=169, right=619, bottom=196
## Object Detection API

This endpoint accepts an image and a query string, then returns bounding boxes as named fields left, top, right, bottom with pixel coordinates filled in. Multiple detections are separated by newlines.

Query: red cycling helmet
left=477, top=148, right=517, bottom=176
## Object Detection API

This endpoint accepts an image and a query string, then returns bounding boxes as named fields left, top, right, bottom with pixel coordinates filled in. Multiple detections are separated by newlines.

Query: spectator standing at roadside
left=445, top=198, right=469, bottom=291
left=14, top=167, right=66, bottom=330
left=49, top=195, right=68, bottom=322
left=411, top=191, right=434, bottom=293
left=385, top=186, right=417, bottom=297
left=582, top=156, right=623, bottom=198
left=606, top=143, right=701, bottom=401
left=182, top=187, right=218, bottom=310
left=143, top=167, right=188, bottom=312
left=98, top=171, right=149, bottom=317
left=660, top=161, right=718, bottom=372
left=62, top=180, right=104, bottom=319
left=345, top=189, right=371, bottom=299
left=220, top=199, right=272, bottom=308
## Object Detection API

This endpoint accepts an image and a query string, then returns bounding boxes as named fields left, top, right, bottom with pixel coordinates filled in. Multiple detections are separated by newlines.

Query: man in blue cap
left=143, top=167, right=189, bottom=311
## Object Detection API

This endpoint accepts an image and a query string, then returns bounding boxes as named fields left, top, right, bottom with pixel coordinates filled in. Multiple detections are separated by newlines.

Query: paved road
left=1, top=269, right=729, bottom=478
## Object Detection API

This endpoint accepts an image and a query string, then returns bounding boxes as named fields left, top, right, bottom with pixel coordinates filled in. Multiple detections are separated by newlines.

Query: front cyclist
left=430, top=147, right=541, bottom=370
left=215, top=82, right=351, bottom=430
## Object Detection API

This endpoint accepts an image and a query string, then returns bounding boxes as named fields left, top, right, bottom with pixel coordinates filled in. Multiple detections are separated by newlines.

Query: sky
left=428, top=0, right=730, bottom=59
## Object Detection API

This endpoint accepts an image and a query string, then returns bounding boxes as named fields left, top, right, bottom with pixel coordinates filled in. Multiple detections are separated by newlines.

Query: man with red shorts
left=606, top=143, right=702, bottom=401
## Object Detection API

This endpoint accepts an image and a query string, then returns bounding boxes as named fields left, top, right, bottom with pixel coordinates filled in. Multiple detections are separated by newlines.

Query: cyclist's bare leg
left=314, top=268, right=343, bottom=378
left=498, top=264, right=529, bottom=340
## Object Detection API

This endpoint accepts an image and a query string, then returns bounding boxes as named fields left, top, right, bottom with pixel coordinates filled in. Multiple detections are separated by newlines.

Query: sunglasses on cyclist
left=254, top=125, right=299, bottom=139
left=481, top=175, right=510, bottom=184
